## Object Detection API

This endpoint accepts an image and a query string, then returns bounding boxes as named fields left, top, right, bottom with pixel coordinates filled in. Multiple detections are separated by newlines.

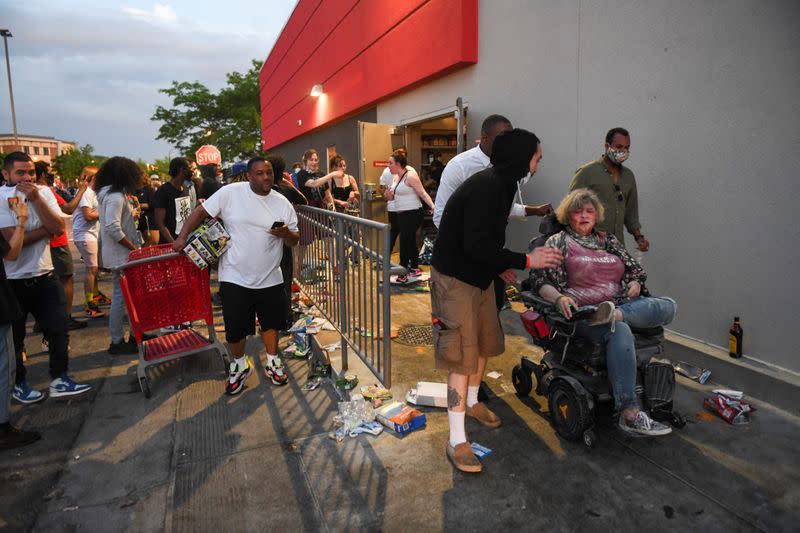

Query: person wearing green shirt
left=568, top=127, right=649, bottom=252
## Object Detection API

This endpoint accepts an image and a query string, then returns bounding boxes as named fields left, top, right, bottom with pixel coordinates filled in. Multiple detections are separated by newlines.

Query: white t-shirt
left=0, top=184, right=59, bottom=279
left=71, top=187, right=99, bottom=241
left=380, top=165, right=416, bottom=213
left=201, top=182, right=298, bottom=289
left=433, top=145, right=526, bottom=227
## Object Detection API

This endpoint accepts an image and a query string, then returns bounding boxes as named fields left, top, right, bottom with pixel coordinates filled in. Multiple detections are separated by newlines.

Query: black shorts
left=219, top=282, right=287, bottom=343
left=50, top=245, right=74, bottom=278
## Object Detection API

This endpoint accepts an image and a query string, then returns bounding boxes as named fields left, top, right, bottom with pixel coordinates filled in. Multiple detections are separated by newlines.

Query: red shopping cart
left=119, top=244, right=228, bottom=397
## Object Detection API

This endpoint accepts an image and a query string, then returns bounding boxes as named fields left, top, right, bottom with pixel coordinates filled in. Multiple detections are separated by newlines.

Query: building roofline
left=0, top=134, right=77, bottom=144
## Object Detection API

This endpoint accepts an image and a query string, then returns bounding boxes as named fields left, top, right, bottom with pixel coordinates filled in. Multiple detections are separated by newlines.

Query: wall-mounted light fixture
left=310, top=84, right=323, bottom=97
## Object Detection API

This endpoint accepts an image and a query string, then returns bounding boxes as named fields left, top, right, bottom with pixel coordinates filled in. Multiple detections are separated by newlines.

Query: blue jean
left=1, top=324, right=14, bottom=424
left=109, top=271, right=129, bottom=344
left=576, top=297, right=677, bottom=411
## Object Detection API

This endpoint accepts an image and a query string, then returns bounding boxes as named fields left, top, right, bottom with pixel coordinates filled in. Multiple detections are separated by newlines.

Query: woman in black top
left=136, top=175, right=158, bottom=246
left=297, top=149, right=340, bottom=210
left=329, top=155, right=360, bottom=214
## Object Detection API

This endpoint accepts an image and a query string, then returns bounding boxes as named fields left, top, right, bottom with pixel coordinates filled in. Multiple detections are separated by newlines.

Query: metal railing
left=293, top=205, right=393, bottom=387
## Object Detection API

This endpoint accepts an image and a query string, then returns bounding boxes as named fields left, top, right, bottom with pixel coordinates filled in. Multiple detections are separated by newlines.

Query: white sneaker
left=619, top=411, right=672, bottom=436
left=225, top=357, right=253, bottom=396
left=49, top=375, right=92, bottom=398
left=264, top=357, right=288, bottom=386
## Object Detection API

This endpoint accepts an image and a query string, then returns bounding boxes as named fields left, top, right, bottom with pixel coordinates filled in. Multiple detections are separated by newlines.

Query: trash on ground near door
left=288, top=315, right=314, bottom=333
left=486, top=371, right=502, bottom=379
left=406, top=381, right=448, bottom=408
left=348, top=420, right=383, bottom=437
left=375, top=400, right=427, bottom=435
left=712, top=389, right=743, bottom=399
left=307, top=361, right=331, bottom=379
left=335, top=374, right=359, bottom=392
left=302, top=376, right=322, bottom=391
left=672, top=360, right=711, bottom=384
left=361, top=384, right=392, bottom=405
left=471, top=442, right=492, bottom=458
left=321, top=341, right=341, bottom=352
left=329, top=396, right=378, bottom=442
left=284, top=342, right=311, bottom=359
left=703, top=392, right=756, bottom=424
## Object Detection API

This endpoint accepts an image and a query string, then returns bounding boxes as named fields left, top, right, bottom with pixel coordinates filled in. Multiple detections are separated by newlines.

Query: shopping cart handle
left=118, top=251, right=182, bottom=271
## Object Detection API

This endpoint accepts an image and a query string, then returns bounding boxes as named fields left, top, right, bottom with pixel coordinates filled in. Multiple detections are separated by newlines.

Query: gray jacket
left=97, top=185, right=141, bottom=269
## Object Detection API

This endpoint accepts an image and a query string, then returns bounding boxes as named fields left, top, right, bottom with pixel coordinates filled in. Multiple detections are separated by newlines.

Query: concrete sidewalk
left=1, top=260, right=799, bottom=532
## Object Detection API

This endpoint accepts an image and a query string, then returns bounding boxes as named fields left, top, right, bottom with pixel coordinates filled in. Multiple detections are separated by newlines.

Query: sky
left=1, top=0, right=298, bottom=161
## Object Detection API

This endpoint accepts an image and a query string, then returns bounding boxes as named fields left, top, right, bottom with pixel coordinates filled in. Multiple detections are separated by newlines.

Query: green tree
left=150, top=156, right=171, bottom=179
left=52, top=144, right=104, bottom=182
left=151, top=59, right=263, bottom=162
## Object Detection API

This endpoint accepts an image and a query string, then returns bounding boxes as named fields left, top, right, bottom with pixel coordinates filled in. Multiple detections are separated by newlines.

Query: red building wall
left=260, top=0, right=478, bottom=149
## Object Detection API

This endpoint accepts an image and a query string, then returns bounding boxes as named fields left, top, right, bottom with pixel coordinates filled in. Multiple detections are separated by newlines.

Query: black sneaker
left=108, top=339, right=138, bottom=355
left=67, top=317, right=89, bottom=330
left=0, top=423, right=41, bottom=450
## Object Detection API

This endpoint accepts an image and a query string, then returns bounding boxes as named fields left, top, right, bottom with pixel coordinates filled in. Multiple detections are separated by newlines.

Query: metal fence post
left=336, top=216, right=348, bottom=372
left=382, top=223, right=392, bottom=386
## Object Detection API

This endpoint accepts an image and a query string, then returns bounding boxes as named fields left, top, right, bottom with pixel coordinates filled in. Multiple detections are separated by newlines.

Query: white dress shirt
left=433, top=145, right=526, bottom=227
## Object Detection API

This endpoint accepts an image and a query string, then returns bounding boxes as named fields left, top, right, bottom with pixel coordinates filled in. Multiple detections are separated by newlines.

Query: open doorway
left=358, top=101, right=467, bottom=226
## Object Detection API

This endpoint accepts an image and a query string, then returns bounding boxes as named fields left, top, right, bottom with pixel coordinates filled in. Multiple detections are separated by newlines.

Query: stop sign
left=195, top=145, right=221, bottom=165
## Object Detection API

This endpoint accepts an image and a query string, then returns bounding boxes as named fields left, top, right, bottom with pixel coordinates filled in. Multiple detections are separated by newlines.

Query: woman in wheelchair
left=530, top=188, right=676, bottom=437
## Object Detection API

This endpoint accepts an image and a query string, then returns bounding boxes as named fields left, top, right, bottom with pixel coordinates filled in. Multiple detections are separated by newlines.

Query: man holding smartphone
left=0, top=152, right=92, bottom=403
left=173, top=157, right=299, bottom=395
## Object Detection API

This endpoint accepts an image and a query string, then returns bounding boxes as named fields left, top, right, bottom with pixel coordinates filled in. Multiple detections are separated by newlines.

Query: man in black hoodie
left=430, top=129, right=563, bottom=473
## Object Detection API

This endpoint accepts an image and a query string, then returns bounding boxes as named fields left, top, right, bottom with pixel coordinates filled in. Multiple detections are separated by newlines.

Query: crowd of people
left=1, top=117, right=674, bottom=468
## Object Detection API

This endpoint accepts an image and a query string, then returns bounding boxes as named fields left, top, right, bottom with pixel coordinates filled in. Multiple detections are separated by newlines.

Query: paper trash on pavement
left=471, top=442, right=492, bottom=458
left=406, top=381, right=448, bottom=408
left=375, top=401, right=426, bottom=435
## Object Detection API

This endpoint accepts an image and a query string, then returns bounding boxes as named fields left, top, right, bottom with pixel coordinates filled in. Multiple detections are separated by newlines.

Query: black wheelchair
left=512, top=288, right=686, bottom=448
left=511, top=215, right=684, bottom=447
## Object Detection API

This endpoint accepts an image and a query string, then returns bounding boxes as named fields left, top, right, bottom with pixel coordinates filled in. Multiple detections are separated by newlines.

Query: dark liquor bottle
left=729, top=317, right=743, bottom=358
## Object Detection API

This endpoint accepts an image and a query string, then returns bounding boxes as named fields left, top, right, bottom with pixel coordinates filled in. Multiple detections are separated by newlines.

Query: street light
left=0, top=29, right=19, bottom=151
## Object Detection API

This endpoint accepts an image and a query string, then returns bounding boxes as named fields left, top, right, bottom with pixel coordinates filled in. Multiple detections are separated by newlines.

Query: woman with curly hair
left=93, top=157, right=143, bottom=355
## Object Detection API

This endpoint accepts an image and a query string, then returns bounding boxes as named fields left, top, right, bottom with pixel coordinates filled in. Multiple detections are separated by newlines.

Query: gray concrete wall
left=266, top=108, right=377, bottom=182
left=377, top=0, right=800, bottom=372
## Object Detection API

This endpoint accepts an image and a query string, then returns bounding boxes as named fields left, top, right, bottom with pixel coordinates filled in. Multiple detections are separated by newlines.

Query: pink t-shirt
left=564, top=236, right=624, bottom=306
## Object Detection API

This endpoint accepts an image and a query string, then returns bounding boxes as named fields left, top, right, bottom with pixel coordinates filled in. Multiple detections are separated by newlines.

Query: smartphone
left=271, top=221, right=285, bottom=229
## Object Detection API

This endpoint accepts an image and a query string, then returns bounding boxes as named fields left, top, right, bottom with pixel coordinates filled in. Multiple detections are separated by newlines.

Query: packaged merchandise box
left=183, top=218, right=231, bottom=269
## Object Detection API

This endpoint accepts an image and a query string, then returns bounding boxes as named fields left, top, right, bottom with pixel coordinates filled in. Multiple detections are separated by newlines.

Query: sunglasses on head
left=614, top=184, right=623, bottom=202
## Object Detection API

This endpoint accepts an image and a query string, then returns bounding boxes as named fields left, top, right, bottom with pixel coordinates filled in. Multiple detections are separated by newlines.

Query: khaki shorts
left=74, top=240, right=99, bottom=268
left=429, top=267, right=505, bottom=375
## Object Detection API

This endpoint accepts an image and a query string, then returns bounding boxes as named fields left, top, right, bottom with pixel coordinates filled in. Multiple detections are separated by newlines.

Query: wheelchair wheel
left=512, top=365, right=532, bottom=397
left=548, top=380, right=591, bottom=441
